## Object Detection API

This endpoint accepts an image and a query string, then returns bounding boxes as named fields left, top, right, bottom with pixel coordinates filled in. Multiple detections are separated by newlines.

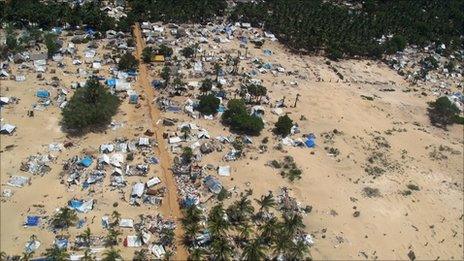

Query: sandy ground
left=1, top=24, right=463, bottom=260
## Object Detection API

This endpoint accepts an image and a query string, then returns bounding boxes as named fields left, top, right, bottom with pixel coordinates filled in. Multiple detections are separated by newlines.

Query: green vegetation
left=62, top=78, right=120, bottom=131
left=197, top=94, right=220, bottom=115
left=428, top=96, right=461, bottom=129
left=181, top=45, right=196, bottom=58
left=200, top=78, right=213, bottom=94
left=231, top=0, right=464, bottom=58
left=127, top=0, right=227, bottom=24
left=141, top=46, right=153, bottom=63
left=51, top=207, right=78, bottom=229
left=43, top=245, right=70, bottom=261
left=222, top=99, right=264, bottom=136
left=44, top=33, right=59, bottom=58
left=157, top=44, right=173, bottom=57
left=246, top=83, right=267, bottom=103
left=182, top=191, right=311, bottom=260
left=182, top=147, right=194, bottom=164
left=1, top=0, right=116, bottom=31
left=274, top=114, right=293, bottom=137
left=118, top=53, right=138, bottom=71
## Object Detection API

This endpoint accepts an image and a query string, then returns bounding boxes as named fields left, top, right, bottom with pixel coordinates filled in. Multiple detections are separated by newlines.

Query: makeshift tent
left=119, top=219, right=134, bottom=228
left=124, top=235, right=142, bottom=247
left=151, top=244, right=166, bottom=258
left=36, top=90, right=50, bottom=98
left=131, top=183, right=145, bottom=197
left=218, top=166, right=231, bottom=177
left=25, top=216, right=40, bottom=227
left=204, top=175, right=222, bottom=194
left=7, top=176, right=29, bottom=187
left=305, top=138, right=316, bottom=148
left=1, top=124, right=16, bottom=134
left=146, top=177, right=161, bottom=188
left=80, top=156, right=93, bottom=167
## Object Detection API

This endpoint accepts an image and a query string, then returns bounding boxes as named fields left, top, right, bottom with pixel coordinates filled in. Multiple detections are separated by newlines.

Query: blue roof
left=36, top=90, right=50, bottom=98
left=80, top=156, right=93, bottom=167
left=26, top=216, right=40, bottom=226
left=305, top=138, right=315, bottom=148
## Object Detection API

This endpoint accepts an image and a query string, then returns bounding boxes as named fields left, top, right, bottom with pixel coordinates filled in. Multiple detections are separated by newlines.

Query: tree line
left=230, top=0, right=464, bottom=59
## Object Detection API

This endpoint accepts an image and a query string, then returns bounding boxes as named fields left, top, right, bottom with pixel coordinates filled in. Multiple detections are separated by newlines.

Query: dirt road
left=132, top=23, right=188, bottom=260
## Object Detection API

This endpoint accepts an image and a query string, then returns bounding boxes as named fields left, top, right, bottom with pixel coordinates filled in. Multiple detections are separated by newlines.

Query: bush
left=118, top=53, right=138, bottom=71
left=62, top=78, right=120, bottom=131
left=274, top=114, right=293, bottom=136
left=222, top=99, right=264, bottom=136
left=141, top=47, right=153, bottom=63
left=197, top=94, right=220, bottom=115
left=182, top=147, right=193, bottom=163
left=428, top=97, right=460, bottom=128
left=158, top=44, right=173, bottom=57
left=181, top=45, right=195, bottom=58
left=384, top=35, right=407, bottom=54
left=200, top=78, right=213, bottom=93
left=44, top=33, right=59, bottom=58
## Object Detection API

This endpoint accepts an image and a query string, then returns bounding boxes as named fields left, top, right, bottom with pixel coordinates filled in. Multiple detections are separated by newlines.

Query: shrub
left=200, top=78, right=213, bottom=93
left=428, top=96, right=460, bottom=128
left=247, top=83, right=267, bottom=103
left=141, top=46, right=153, bottom=63
left=274, top=114, right=293, bottom=136
left=181, top=45, right=195, bottom=58
left=158, top=44, right=173, bottom=57
left=182, top=147, right=193, bottom=163
left=384, top=35, right=407, bottom=54
left=44, top=33, right=59, bottom=58
left=118, top=53, right=138, bottom=71
left=62, top=77, right=120, bottom=131
left=197, top=94, right=220, bottom=115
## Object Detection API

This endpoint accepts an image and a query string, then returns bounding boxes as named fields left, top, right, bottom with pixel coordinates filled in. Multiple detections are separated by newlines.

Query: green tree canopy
left=428, top=96, right=461, bottom=128
left=197, top=94, right=220, bottom=115
left=274, top=114, right=293, bottom=137
left=118, top=53, right=138, bottom=71
left=61, top=77, right=120, bottom=132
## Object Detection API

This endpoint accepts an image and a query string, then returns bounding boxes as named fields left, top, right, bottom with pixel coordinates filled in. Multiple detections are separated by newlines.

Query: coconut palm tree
left=21, top=251, right=34, bottom=261
left=51, top=207, right=78, bottom=229
left=282, top=213, right=305, bottom=237
left=163, top=250, right=174, bottom=261
left=111, top=211, right=121, bottom=227
left=133, top=248, right=149, bottom=261
left=208, top=204, right=230, bottom=236
left=188, top=247, right=206, bottom=261
left=79, top=227, right=92, bottom=248
left=258, top=217, right=279, bottom=243
left=214, top=63, right=222, bottom=82
left=81, top=248, right=96, bottom=261
left=286, top=240, right=309, bottom=260
left=242, top=238, right=266, bottom=261
left=104, top=228, right=122, bottom=247
left=102, top=247, right=122, bottom=261
left=255, top=192, right=276, bottom=212
left=210, top=235, right=233, bottom=261
left=43, top=245, right=70, bottom=261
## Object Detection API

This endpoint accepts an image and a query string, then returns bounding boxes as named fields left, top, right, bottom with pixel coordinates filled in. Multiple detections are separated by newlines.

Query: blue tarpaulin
left=305, top=138, right=315, bottom=148
left=129, top=94, right=138, bottom=104
left=107, top=78, right=117, bottom=87
left=36, top=90, right=50, bottom=98
left=55, top=238, right=68, bottom=249
left=69, top=199, right=83, bottom=209
left=152, top=80, right=162, bottom=88
left=26, top=216, right=40, bottom=226
left=80, top=156, right=93, bottom=167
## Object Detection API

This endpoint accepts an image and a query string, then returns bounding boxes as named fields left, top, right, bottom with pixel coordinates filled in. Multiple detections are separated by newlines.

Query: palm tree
left=51, top=207, right=78, bottom=229
left=214, top=63, right=222, bottom=82
left=210, top=235, right=233, bottom=261
left=133, top=248, right=149, bottom=261
left=258, top=217, right=279, bottom=243
left=81, top=248, right=96, bottom=261
left=104, top=228, right=122, bottom=247
left=21, top=251, right=34, bottom=261
left=188, top=247, right=206, bottom=261
left=43, top=245, right=70, bottom=261
left=255, top=192, right=275, bottom=212
left=102, top=247, right=122, bottom=261
left=282, top=213, right=305, bottom=237
left=286, top=240, right=310, bottom=260
left=208, top=204, right=230, bottom=236
left=163, top=250, right=174, bottom=261
left=237, top=222, right=253, bottom=242
left=181, top=126, right=191, bottom=140
left=242, top=238, right=266, bottom=261
left=111, top=211, right=121, bottom=227
left=79, top=227, right=92, bottom=247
